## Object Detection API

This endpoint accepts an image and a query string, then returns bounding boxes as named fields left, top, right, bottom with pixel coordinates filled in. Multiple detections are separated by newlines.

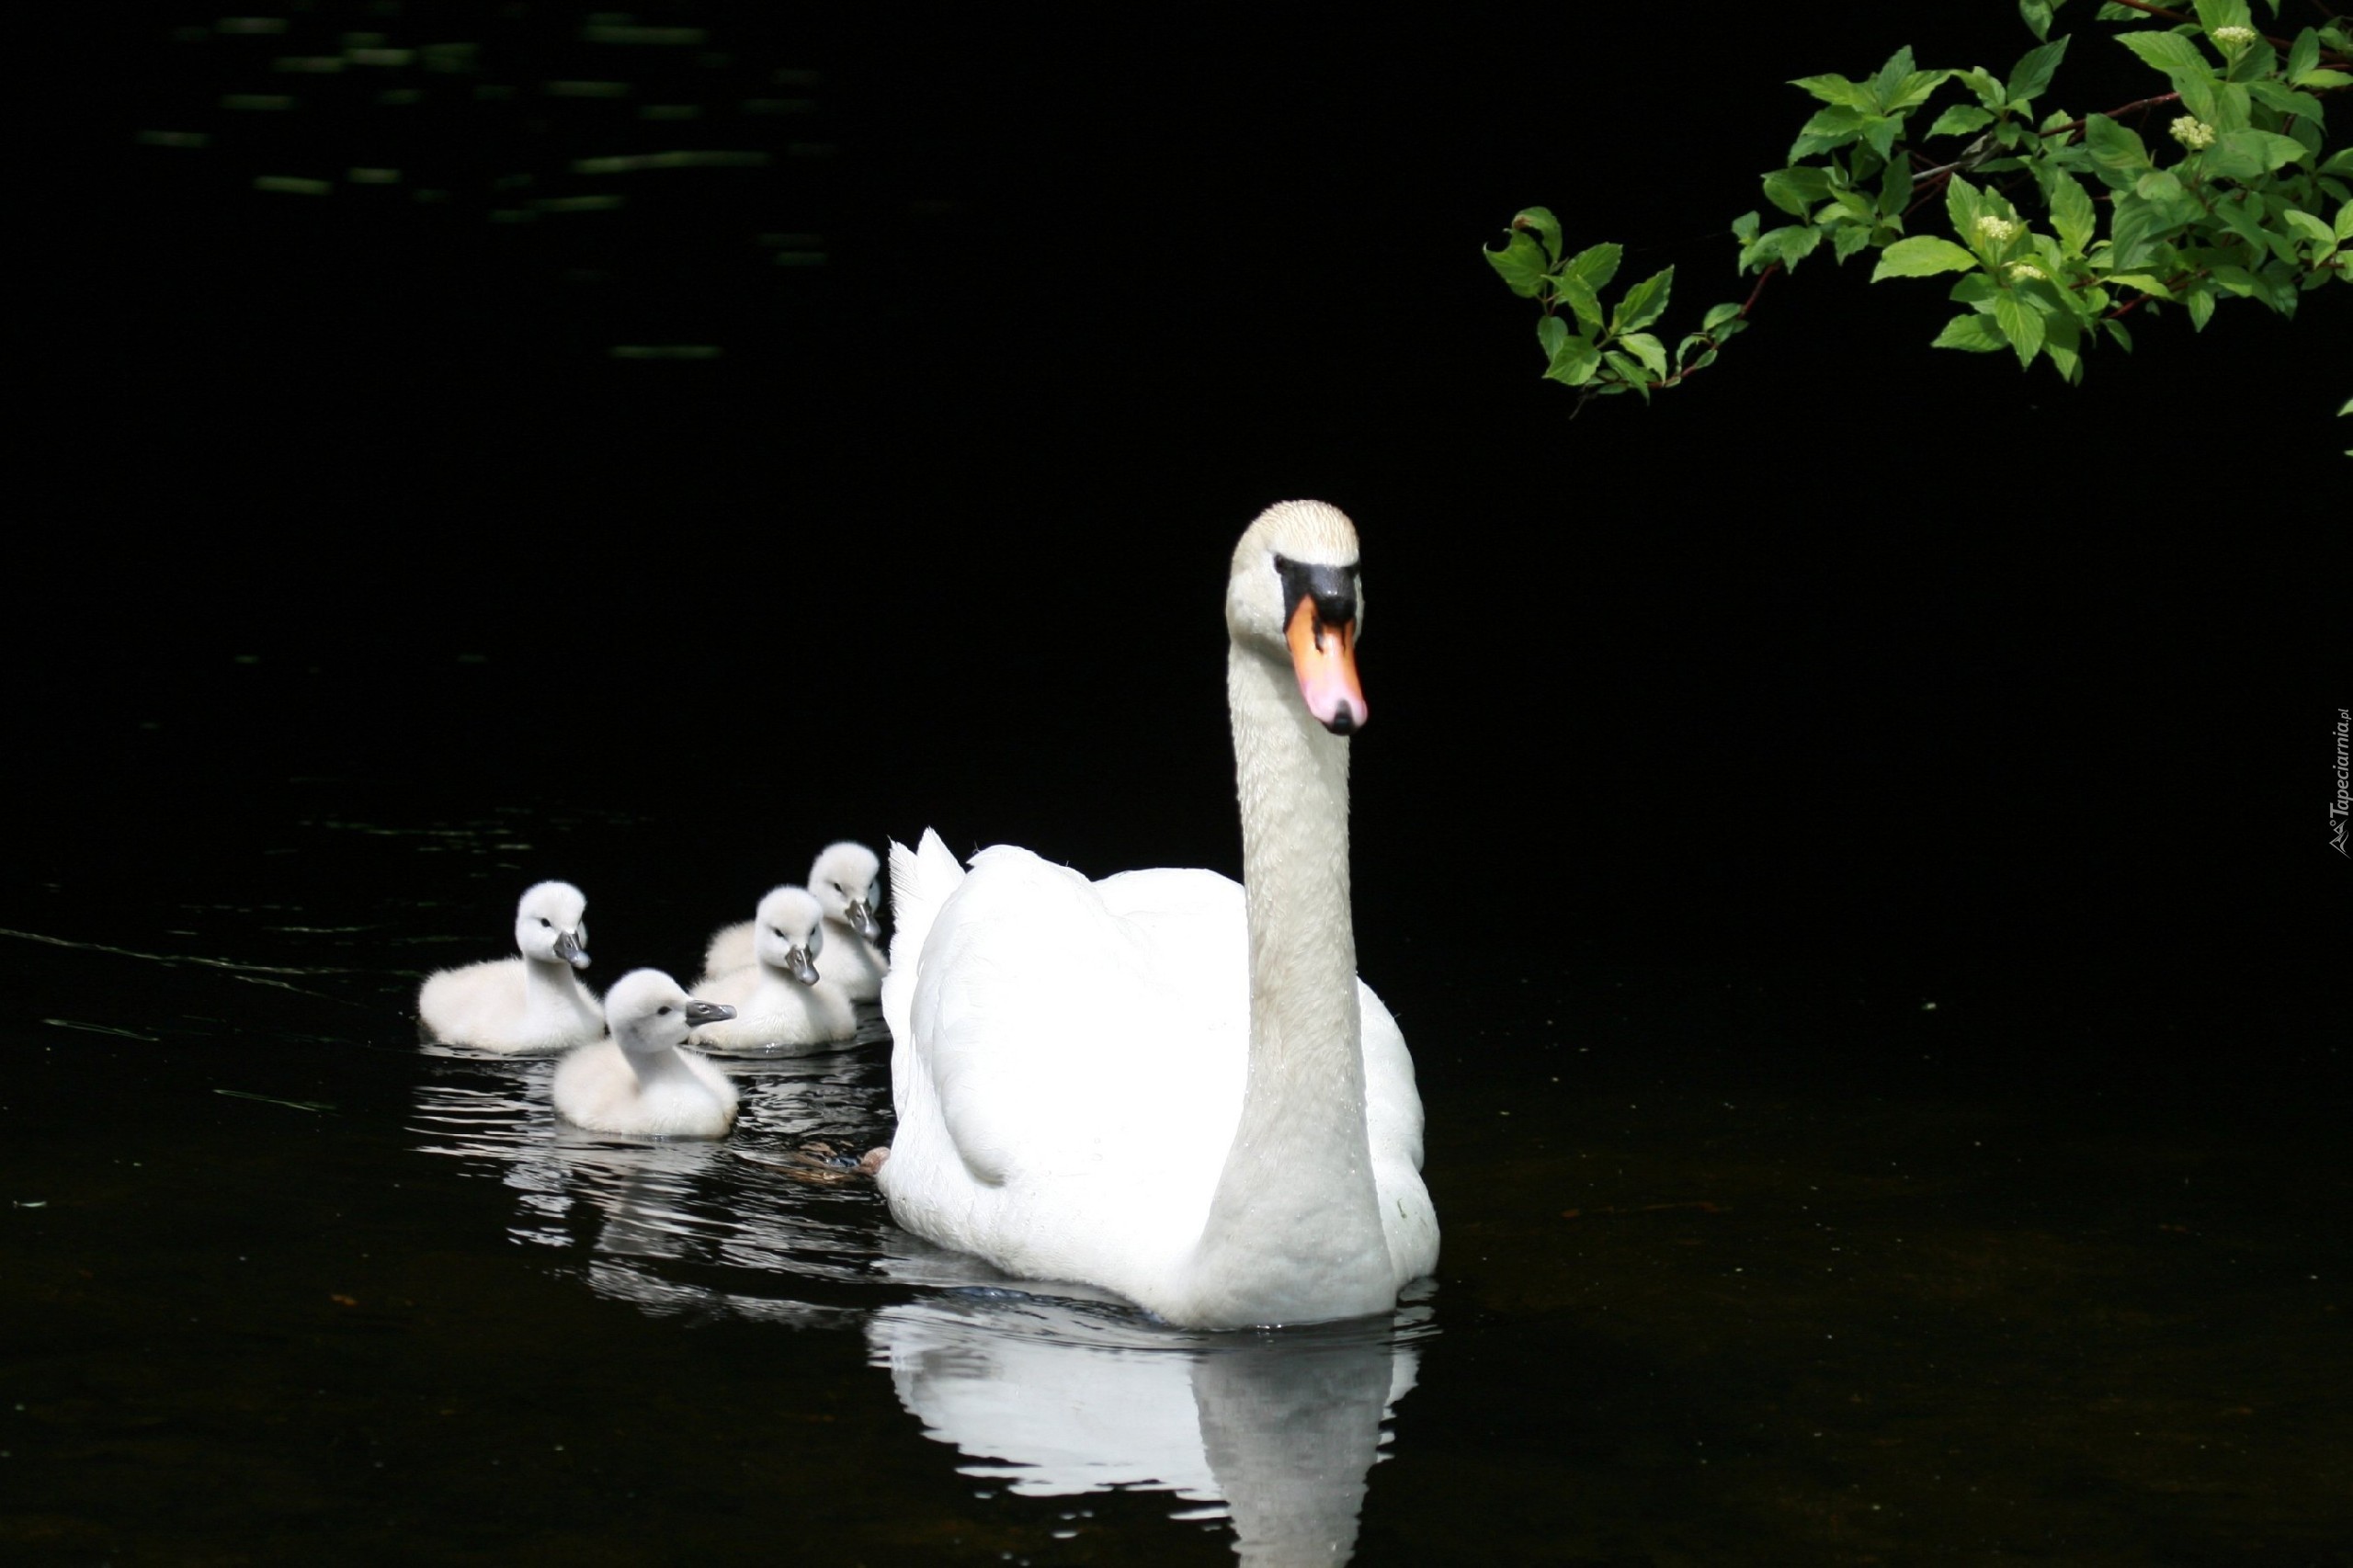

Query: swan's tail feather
left=881, top=828, right=964, bottom=1047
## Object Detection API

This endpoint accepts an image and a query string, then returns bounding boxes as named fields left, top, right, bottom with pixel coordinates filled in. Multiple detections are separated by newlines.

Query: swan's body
left=878, top=501, right=1438, bottom=1329
left=552, top=969, right=738, bottom=1137
left=417, top=881, right=602, bottom=1053
left=702, top=841, right=888, bottom=1000
left=690, top=886, right=858, bottom=1051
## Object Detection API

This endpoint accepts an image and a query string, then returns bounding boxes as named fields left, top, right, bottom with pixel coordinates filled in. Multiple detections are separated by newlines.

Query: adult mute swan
left=689, top=886, right=858, bottom=1051
left=877, top=500, right=1438, bottom=1329
left=552, top=969, right=739, bottom=1137
left=416, top=881, right=603, bottom=1052
left=700, top=841, right=887, bottom=1001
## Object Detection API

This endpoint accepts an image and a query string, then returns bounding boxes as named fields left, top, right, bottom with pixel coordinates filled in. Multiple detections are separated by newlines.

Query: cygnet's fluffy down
left=417, top=881, right=603, bottom=1053
left=690, top=886, right=858, bottom=1051
left=701, top=840, right=888, bottom=1001
left=552, top=969, right=739, bottom=1138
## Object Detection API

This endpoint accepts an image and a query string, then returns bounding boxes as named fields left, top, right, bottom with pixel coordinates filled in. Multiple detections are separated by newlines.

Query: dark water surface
left=17, top=4, right=2350, bottom=1562
left=5, top=748, right=2346, bottom=1565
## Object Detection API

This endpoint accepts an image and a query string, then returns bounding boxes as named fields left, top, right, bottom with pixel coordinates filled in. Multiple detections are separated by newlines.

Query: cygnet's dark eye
left=539, top=917, right=552, bottom=926
left=656, top=1005, right=671, bottom=1015
left=771, top=926, right=787, bottom=938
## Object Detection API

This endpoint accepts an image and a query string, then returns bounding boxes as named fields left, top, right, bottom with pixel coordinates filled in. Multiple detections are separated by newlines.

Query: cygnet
left=690, top=886, right=858, bottom=1051
left=552, top=969, right=739, bottom=1138
left=417, top=881, right=603, bottom=1052
left=701, top=840, right=888, bottom=1001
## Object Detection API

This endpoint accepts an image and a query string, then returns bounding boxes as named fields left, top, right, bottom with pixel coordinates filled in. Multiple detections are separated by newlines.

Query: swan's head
left=514, top=881, right=592, bottom=970
left=1226, top=499, right=1367, bottom=735
left=810, top=841, right=883, bottom=941
left=606, top=969, right=733, bottom=1054
left=752, top=885, right=826, bottom=985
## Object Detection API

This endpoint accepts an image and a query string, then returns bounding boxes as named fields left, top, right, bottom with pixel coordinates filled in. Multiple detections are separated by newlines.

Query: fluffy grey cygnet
left=552, top=969, right=738, bottom=1138
left=417, top=881, right=602, bottom=1052
left=691, top=886, right=858, bottom=1051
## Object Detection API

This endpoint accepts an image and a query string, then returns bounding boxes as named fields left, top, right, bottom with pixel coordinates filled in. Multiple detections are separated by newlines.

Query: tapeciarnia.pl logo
left=2333, top=708, right=2349, bottom=857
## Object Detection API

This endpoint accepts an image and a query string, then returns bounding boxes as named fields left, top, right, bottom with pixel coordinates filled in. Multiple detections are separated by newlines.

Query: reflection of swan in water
left=867, top=1282, right=1425, bottom=1565
left=407, top=1049, right=886, bottom=1323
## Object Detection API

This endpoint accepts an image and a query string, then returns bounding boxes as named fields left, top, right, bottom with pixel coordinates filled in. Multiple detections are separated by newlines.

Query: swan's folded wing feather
left=913, top=851, right=1245, bottom=1198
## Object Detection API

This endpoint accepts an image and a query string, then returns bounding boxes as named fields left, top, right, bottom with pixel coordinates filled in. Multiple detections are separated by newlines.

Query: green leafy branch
left=1489, top=0, right=2350, bottom=406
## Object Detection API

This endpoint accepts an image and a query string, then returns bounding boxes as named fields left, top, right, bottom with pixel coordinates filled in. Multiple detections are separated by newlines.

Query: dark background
left=23, top=2, right=2348, bottom=1062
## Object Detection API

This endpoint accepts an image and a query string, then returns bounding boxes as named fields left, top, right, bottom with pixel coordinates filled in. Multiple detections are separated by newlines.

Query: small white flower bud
left=2169, top=116, right=2217, bottom=150
left=2007, top=262, right=2047, bottom=281
left=2211, top=25, right=2256, bottom=49
left=1974, top=214, right=2020, bottom=245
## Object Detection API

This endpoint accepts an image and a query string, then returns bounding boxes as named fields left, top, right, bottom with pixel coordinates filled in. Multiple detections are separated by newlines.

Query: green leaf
left=1559, top=275, right=1604, bottom=335
left=2287, top=28, right=2319, bottom=81
left=1511, top=207, right=1563, bottom=266
left=1763, top=165, right=1833, bottom=218
left=2293, top=67, right=2353, bottom=88
left=2336, top=199, right=2353, bottom=241
left=2020, top=0, right=2056, bottom=42
left=1601, top=350, right=1653, bottom=400
left=1949, top=273, right=1999, bottom=306
left=1563, top=241, right=1623, bottom=294
left=1832, top=223, right=1874, bottom=261
left=1610, top=266, right=1676, bottom=335
left=1790, top=105, right=1870, bottom=160
left=2281, top=208, right=2337, bottom=251
left=2048, top=172, right=2096, bottom=254
left=1700, top=301, right=1745, bottom=331
left=1619, top=331, right=1670, bottom=381
left=2134, top=168, right=2185, bottom=203
left=1870, top=46, right=1918, bottom=110
left=2109, top=191, right=2191, bottom=267
left=2082, top=116, right=2151, bottom=182
left=2006, top=36, right=2070, bottom=104
left=2193, top=0, right=2251, bottom=37
left=1773, top=224, right=1826, bottom=269
left=1879, top=152, right=1913, bottom=219
left=1485, top=231, right=1549, bottom=299
left=1945, top=173, right=1988, bottom=239
left=1927, top=105, right=1995, bottom=139
left=1862, top=115, right=1901, bottom=162
left=2116, top=30, right=2211, bottom=75
left=1994, top=289, right=2046, bottom=367
left=1732, top=210, right=1762, bottom=244
left=1790, top=73, right=1877, bottom=110
left=1537, top=313, right=1568, bottom=363
left=1932, top=313, right=2009, bottom=351
left=2204, top=129, right=2311, bottom=180
left=2104, top=271, right=2177, bottom=299
left=1543, top=335, right=1602, bottom=386
left=1874, top=235, right=1983, bottom=278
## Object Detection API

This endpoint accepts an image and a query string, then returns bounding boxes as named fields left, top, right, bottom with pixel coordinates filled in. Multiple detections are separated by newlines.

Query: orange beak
left=1286, top=596, right=1368, bottom=733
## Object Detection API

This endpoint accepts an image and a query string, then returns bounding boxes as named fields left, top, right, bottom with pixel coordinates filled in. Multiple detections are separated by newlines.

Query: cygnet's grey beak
left=787, top=947, right=821, bottom=986
left=683, top=999, right=735, bottom=1027
left=554, top=929, right=591, bottom=970
left=847, top=900, right=881, bottom=943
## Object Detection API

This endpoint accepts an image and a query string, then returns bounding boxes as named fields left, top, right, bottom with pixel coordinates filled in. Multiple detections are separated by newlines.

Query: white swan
left=552, top=969, right=739, bottom=1137
left=688, top=885, right=858, bottom=1051
left=416, top=880, right=603, bottom=1053
left=701, top=841, right=888, bottom=1001
left=876, top=500, right=1438, bottom=1329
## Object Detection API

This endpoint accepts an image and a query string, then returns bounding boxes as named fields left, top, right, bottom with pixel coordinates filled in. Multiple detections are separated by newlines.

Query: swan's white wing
left=890, top=849, right=1248, bottom=1289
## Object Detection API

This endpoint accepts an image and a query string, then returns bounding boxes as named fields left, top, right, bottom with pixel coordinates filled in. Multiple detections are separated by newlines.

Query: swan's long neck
left=522, top=954, right=583, bottom=1017
left=1184, top=642, right=1392, bottom=1326
left=617, top=1037, right=697, bottom=1088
